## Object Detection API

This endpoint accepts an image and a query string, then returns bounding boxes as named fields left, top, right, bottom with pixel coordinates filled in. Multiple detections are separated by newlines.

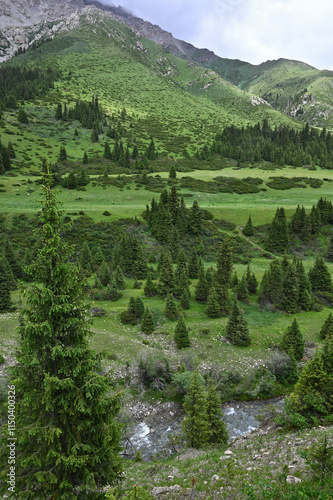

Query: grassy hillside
left=204, top=56, right=333, bottom=129
left=1, top=8, right=301, bottom=162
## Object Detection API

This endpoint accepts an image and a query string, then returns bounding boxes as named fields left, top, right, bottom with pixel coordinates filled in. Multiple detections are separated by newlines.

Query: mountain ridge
left=2, top=0, right=333, bottom=128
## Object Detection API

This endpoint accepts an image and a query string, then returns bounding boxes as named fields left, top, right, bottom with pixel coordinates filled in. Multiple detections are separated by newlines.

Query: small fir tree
left=80, top=241, right=92, bottom=270
left=226, top=301, right=251, bottom=346
left=195, top=267, right=209, bottom=303
left=17, top=106, right=29, bottom=124
left=245, top=265, right=258, bottom=294
left=206, top=287, right=220, bottom=318
left=59, top=144, right=67, bottom=161
left=144, top=274, right=158, bottom=297
left=141, top=308, right=155, bottom=334
left=174, top=316, right=190, bottom=349
left=120, top=296, right=137, bottom=325
left=266, top=207, right=289, bottom=253
left=114, top=265, right=125, bottom=289
left=180, top=289, right=190, bottom=310
left=309, top=256, right=332, bottom=293
left=157, top=249, right=174, bottom=296
left=237, top=275, right=249, bottom=302
left=206, top=377, right=229, bottom=445
left=104, top=141, right=112, bottom=159
left=288, top=335, right=333, bottom=423
left=181, top=371, right=210, bottom=448
left=319, top=313, right=333, bottom=340
left=98, top=260, right=111, bottom=286
left=83, top=150, right=89, bottom=164
left=280, top=318, right=304, bottom=361
left=94, top=245, right=105, bottom=266
left=165, top=293, right=178, bottom=320
left=134, top=297, right=145, bottom=319
left=66, top=170, right=76, bottom=189
left=243, top=215, right=254, bottom=236
left=169, top=165, right=177, bottom=179
left=0, top=256, right=12, bottom=311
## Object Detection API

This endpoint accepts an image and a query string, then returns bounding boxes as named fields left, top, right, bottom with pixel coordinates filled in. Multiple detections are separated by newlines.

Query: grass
left=2, top=164, right=333, bottom=226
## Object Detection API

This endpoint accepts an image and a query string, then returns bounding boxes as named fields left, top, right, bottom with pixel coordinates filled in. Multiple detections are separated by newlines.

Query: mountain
left=0, top=1, right=303, bottom=164
left=1, top=0, right=333, bottom=129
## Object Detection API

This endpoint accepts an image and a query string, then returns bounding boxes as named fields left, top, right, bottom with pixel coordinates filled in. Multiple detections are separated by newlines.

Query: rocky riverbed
left=122, top=397, right=285, bottom=461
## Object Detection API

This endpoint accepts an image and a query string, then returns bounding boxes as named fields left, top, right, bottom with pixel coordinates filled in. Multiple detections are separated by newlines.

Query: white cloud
left=192, top=0, right=333, bottom=69
left=108, top=0, right=333, bottom=69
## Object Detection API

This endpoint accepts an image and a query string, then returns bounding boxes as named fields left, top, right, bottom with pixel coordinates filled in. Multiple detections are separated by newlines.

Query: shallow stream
left=123, top=397, right=285, bottom=460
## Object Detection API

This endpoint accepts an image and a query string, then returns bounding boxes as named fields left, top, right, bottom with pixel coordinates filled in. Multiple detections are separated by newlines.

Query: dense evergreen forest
left=199, top=120, right=333, bottom=168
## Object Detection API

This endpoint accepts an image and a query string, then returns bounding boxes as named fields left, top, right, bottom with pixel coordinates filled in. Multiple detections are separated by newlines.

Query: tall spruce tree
left=0, top=172, right=123, bottom=498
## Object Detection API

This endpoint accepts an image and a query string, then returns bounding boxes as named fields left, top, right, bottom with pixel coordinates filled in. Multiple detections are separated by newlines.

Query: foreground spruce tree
left=0, top=173, right=123, bottom=499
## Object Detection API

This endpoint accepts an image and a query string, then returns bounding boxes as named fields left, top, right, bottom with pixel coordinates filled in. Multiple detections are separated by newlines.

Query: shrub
left=0, top=353, right=5, bottom=365
left=137, top=351, right=172, bottom=389
left=268, top=350, right=298, bottom=385
left=172, top=371, right=197, bottom=394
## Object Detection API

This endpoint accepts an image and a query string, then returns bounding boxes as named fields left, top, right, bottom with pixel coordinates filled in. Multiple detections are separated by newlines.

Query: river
left=122, top=397, right=285, bottom=461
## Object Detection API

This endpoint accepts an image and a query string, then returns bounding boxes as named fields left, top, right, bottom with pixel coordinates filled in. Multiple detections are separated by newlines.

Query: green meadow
left=1, top=165, right=333, bottom=225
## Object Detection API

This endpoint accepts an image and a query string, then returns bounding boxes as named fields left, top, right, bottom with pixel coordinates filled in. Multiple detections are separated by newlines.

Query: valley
left=0, top=2, right=333, bottom=499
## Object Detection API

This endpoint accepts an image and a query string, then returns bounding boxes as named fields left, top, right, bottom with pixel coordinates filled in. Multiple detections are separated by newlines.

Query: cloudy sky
left=104, top=0, right=333, bottom=70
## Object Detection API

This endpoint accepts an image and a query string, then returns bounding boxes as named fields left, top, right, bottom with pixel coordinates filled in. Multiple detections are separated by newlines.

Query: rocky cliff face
left=0, top=0, right=219, bottom=66
left=0, top=0, right=86, bottom=60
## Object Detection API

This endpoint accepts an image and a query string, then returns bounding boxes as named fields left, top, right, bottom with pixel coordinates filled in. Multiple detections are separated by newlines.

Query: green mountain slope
left=197, top=56, right=333, bottom=129
left=2, top=7, right=301, bottom=161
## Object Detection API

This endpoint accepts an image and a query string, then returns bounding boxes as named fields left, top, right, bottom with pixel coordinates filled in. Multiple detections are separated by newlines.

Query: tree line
left=198, top=119, right=333, bottom=168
